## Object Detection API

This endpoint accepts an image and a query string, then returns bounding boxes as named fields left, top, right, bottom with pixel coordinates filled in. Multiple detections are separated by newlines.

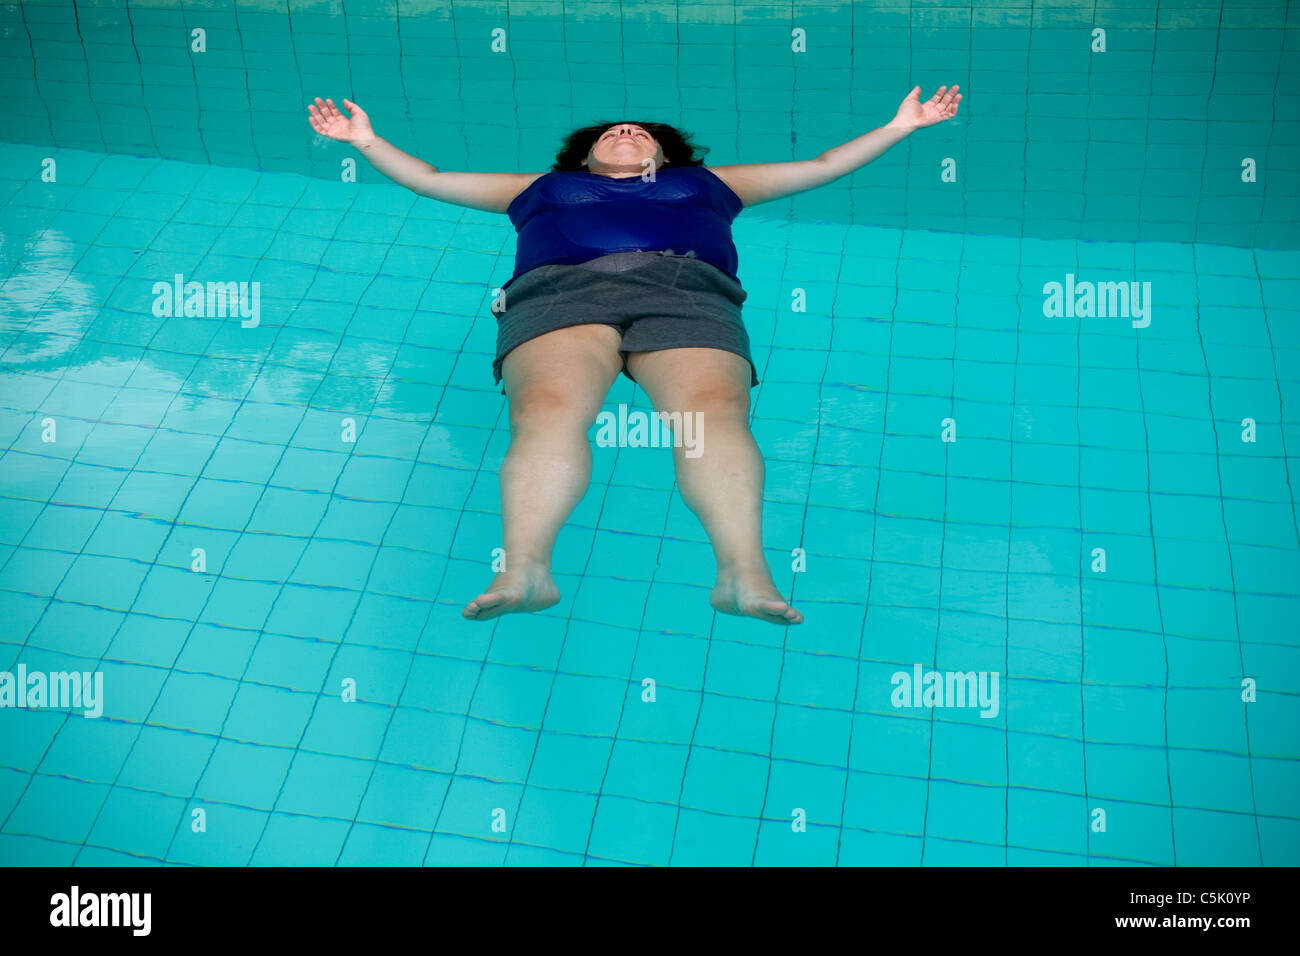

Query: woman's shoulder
left=507, top=170, right=572, bottom=216
left=683, top=165, right=743, bottom=210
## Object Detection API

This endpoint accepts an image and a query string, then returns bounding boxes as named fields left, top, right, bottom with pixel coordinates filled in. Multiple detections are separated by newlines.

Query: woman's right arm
left=308, top=97, right=542, bottom=214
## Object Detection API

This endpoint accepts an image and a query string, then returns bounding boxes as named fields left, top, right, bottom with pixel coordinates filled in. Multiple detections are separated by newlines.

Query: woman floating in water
left=307, top=86, right=962, bottom=625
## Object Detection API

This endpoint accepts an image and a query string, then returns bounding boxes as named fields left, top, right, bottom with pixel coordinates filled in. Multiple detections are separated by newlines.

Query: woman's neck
left=583, top=164, right=668, bottom=179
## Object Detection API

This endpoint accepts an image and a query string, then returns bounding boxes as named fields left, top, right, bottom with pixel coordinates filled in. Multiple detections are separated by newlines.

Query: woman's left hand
left=891, top=85, right=962, bottom=130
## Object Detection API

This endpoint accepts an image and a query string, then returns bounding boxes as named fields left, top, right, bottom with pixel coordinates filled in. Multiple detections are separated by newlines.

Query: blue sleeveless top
left=505, top=166, right=743, bottom=286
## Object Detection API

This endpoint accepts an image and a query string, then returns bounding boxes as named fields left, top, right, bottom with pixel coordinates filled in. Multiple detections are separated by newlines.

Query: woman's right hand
left=307, top=97, right=375, bottom=145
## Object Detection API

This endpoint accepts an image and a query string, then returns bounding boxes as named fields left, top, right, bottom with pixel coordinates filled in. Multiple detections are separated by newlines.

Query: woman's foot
left=710, top=564, right=803, bottom=625
left=462, top=561, right=561, bottom=621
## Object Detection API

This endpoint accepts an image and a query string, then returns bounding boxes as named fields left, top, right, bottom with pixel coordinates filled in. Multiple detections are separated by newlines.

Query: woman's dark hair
left=550, top=121, right=708, bottom=172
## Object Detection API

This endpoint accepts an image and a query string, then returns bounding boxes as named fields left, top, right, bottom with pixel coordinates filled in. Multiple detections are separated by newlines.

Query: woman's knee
left=664, top=379, right=751, bottom=421
left=507, top=382, right=601, bottom=431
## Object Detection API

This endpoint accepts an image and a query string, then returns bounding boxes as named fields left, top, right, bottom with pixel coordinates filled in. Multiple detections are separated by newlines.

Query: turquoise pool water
left=0, top=0, right=1297, bottom=866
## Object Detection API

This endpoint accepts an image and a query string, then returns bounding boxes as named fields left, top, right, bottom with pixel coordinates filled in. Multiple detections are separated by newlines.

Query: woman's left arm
left=710, top=85, right=962, bottom=207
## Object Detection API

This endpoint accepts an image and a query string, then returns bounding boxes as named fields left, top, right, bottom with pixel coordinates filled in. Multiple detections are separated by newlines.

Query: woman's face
left=584, top=123, right=665, bottom=175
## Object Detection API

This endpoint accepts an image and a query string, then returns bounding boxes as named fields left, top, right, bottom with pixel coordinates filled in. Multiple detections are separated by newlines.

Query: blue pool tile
left=422, top=832, right=506, bottom=867
left=3, top=453, right=69, bottom=502
left=467, top=661, right=553, bottom=727
left=843, top=770, right=927, bottom=835
left=556, top=620, right=638, bottom=679
left=223, top=533, right=308, bottom=582
left=1253, top=755, right=1300, bottom=819
left=197, top=578, right=279, bottom=631
left=379, top=504, right=459, bottom=555
left=1090, top=800, right=1176, bottom=865
left=1250, top=692, right=1300, bottom=758
left=75, top=847, right=162, bottom=866
left=132, top=565, right=215, bottom=621
left=276, top=751, right=373, bottom=819
left=1087, top=740, right=1173, bottom=807
left=246, top=487, right=328, bottom=536
left=117, top=726, right=216, bottom=796
left=541, top=673, right=625, bottom=737
left=771, top=703, right=851, bottom=767
left=512, top=785, right=598, bottom=856
left=269, top=447, right=348, bottom=493
left=754, top=819, right=840, bottom=866
left=694, top=693, right=775, bottom=755
left=671, top=807, right=758, bottom=866
left=317, top=497, right=397, bottom=544
left=299, top=698, right=390, bottom=760
left=0, top=498, right=42, bottom=545
left=838, top=828, right=923, bottom=866
left=84, top=511, right=170, bottom=562
left=244, top=633, right=334, bottom=692
left=1258, top=817, right=1300, bottom=866
left=1008, top=730, right=1085, bottom=792
left=1167, top=687, right=1250, bottom=752
left=847, top=711, right=932, bottom=778
left=587, top=795, right=678, bottom=866
left=264, top=586, right=360, bottom=642
left=0, top=767, right=28, bottom=821
left=1007, top=847, right=1088, bottom=866
left=148, top=671, right=238, bottom=735
left=680, top=748, right=768, bottom=818
left=435, top=775, right=522, bottom=841
left=1008, top=787, right=1088, bottom=855
left=504, top=843, right=583, bottom=866
left=379, top=706, right=465, bottom=773
left=90, top=661, right=168, bottom=723
left=400, top=653, right=481, bottom=712
left=357, top=764, right=449, bottom=830
left=923, top=837, right=1008, bottom=865
left=930, top=719, right=1008, bottom=787
left=1011, top=678, right=1087, bottom=738
left=779, top=650, right=858, bottom=710
left=86, top=787, right=186, bottom=862
left=761, top=759, right=847, bottom=828
left=250, top=813, right=350, bottom=866
left=22, top=504, right=100, bottom=551
left=600, top=739, right=686, bottom=805
left=290, top=539, right=378, bottom=590
left=54, top=554, right=149, bottom=610
left=222, top=683, right=314, bottom=748
left=194, top=740, right=294, bottom=810
left=526, top=732, right=611, bottom=793
left=0, top=834, right=80, bottom=865
left=1168, top=749, right=1256, bottom=814
left=174, top=624, right=258, bottom=679
left=455, top=720, right=537, bottom=783
left=4, top=548, right=102, bottom=600
left=7, top=774, right=109, bottom=844
left=324, top=644, right=412, bottom=707
left=167, top=804, right=267, bottom=866
left=28, top=602, right=122, bottom=658
left=344, top=592, right=430, bottom=651
left=479, top=612, right=564, bottom=668
left=1172, top=807, right=1263, bottom=866
left=136, top=431, right=219, bottom=478
left=703, top=640, right=782, bottom=700
left=926, top=779, right=1006, bottom=845
left=202, top=438, right=283, bottom=485
left=39, top=718, right=137, bottom=783
left=569, top=575, right=653, bottom=629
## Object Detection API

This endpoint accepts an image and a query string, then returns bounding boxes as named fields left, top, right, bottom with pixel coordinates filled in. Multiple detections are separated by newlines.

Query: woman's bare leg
left=463, top=324, right=624, bottom=621
left=624, top=347, right=802, bottom=625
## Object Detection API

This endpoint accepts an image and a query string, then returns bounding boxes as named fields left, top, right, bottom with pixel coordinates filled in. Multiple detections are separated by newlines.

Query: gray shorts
left=492, top=250, right=758, bottom=391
